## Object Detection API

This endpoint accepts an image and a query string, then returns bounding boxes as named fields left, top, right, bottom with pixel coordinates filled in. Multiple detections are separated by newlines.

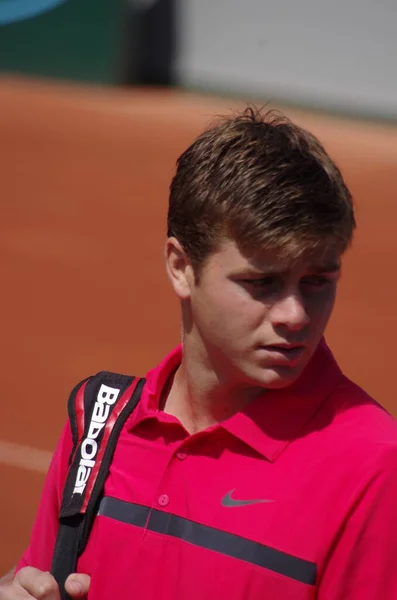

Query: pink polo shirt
left=18, top=340, right=397, bottom=599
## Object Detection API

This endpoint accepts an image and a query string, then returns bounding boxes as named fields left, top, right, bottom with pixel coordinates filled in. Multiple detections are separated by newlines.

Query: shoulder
left=333, top=375, right=397, bottom=439
left=324, top=375, right=397, bottom=471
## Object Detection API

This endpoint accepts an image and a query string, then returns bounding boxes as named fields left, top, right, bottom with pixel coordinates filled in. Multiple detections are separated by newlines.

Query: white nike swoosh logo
left=221, top=489, right=275, bottom=507
left=0, top=0, right=67, bottom=25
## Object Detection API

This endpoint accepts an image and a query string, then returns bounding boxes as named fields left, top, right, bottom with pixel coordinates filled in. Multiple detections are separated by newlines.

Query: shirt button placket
left=156, top=447, right=188, bottom=509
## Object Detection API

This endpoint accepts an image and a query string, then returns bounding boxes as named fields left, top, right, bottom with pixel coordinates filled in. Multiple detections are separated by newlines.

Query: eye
left=301, top=275, right=333, bottom=288
left=243, top=277, right=276, bottom=287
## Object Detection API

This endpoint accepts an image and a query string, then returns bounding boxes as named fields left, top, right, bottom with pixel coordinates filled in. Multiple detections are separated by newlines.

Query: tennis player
left=1, top=108, right=397, bottom=599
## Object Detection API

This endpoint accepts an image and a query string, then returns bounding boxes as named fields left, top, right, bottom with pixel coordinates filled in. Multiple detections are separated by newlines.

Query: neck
left=162, top=336, right=264, bottom=434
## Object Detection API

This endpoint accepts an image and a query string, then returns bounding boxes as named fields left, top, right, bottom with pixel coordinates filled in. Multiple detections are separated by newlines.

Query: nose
left=270, top=293, right=310, bottom=332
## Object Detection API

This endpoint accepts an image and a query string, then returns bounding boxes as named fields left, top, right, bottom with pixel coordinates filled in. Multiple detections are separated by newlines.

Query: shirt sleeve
left=16, top=421, right=73, bottom=573
left=318, top=445, right=397, bottom=599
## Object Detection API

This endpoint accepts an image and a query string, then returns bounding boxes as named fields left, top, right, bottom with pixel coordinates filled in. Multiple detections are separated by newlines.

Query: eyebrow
left=309, top=263, right=341, bottom=273
left=237, top=263, right=341, bottom=277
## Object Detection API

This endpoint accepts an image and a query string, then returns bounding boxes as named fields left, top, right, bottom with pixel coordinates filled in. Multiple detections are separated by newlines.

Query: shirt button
left=158, top=494, right=170, bottom=507
left=176, top=451, right=188, bottom=461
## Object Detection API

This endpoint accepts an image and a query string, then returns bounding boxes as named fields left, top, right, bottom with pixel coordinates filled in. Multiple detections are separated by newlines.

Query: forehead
left=208, top=239, right=341, bottom=274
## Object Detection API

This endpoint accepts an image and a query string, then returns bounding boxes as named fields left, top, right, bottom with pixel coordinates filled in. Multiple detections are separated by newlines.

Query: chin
left=249, top=364, right=304, bottom=390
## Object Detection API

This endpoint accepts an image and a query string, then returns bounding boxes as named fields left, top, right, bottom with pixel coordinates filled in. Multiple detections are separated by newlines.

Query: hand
left=0, top=567, right=91, bottom=599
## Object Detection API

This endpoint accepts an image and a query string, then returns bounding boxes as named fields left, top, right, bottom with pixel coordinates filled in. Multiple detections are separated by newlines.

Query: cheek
left=195, top=286, right=266, bottom=333
left=307, top=289, right=336, bottom=327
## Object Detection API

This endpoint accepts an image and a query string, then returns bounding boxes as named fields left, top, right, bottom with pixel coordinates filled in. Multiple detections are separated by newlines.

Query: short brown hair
left=168, top=107, right=355, bottom=270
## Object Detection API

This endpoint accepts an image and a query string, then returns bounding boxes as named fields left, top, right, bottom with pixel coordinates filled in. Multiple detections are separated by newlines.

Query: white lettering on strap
left=73, top=384, right=120, bottom=494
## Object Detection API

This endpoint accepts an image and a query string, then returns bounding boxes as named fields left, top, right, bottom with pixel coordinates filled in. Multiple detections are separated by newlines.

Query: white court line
left=0, top=441, right=52, bottom=475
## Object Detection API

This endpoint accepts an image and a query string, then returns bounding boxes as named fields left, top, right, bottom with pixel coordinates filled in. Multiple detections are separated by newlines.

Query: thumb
left=64, top=573, right=91, bottom=598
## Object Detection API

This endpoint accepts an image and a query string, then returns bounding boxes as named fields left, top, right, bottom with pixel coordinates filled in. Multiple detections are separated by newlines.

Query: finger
left=64, top=574, right=91, bottom=599
left=16, top=567, right=60, bottom=600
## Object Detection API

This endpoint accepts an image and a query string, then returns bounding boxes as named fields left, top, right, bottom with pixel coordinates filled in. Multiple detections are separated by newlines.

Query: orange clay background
left=0, top=77, right=396, bottom=573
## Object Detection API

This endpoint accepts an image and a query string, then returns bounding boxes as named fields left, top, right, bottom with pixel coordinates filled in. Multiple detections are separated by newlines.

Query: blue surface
left=0, top=0, right=67, bottom=25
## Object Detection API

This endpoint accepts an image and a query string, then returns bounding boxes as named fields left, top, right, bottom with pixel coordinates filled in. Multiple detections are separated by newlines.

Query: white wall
left=175, top=0, right=397, bottom=119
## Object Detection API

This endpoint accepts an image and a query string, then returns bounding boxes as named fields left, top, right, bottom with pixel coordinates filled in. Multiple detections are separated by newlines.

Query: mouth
left=258, top=344, right=306, bottom=363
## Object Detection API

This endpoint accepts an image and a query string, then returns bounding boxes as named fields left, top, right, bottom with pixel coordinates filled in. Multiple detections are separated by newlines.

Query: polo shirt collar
left=130, top=339, right=342, bottom=462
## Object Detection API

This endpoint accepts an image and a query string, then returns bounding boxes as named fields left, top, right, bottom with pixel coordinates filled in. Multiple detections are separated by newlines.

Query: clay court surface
left=0, top=77, right=396, bottom=573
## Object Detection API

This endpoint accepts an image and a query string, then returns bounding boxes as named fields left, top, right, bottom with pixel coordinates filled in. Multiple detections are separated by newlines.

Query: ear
left=165, top=237, right=195, bottom=300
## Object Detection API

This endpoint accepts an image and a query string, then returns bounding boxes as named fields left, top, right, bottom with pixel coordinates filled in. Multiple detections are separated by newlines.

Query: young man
left=1, top=108, right=397, bottom=599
